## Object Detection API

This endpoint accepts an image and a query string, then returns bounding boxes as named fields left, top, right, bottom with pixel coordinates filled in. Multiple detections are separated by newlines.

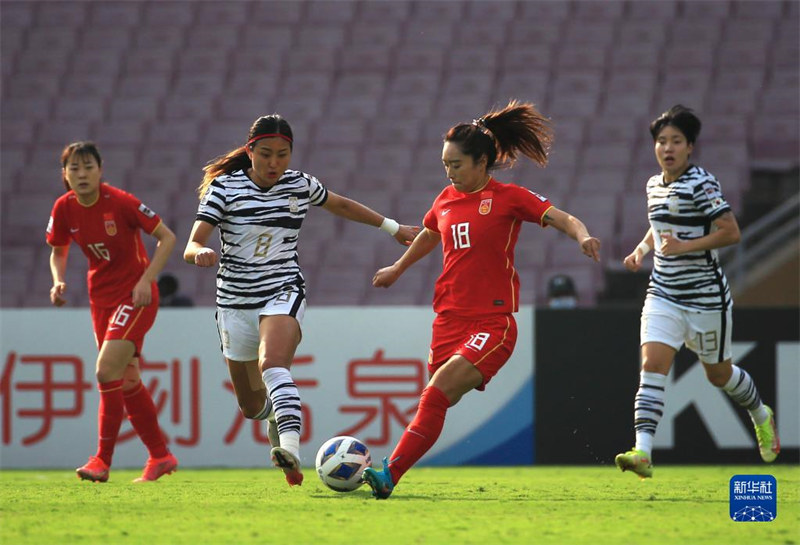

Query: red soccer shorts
left=91, top=299, right=158, bottom=356
left=429, top=313, right=518, bottom=390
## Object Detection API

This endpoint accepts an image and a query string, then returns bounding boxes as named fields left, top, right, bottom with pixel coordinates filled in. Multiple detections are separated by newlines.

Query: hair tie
left=471, top=118, right=494, bottom=139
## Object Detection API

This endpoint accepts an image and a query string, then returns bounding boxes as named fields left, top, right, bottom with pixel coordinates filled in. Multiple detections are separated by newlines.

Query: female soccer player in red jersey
left=364, top=100, right=602, bottom=499
left=184, top=115, right=418, bottom=487
left=46, top=141, right=179, bottom=483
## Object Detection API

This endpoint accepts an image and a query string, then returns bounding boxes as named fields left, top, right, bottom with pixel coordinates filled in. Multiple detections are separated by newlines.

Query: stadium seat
left=93, top=121, right=147, bottom=147
left=339, top=45, right=395, bottom=73
left=732, top=1, right=784, bottom=19
left=664, top=45, right=715, bottom=70
left=1, top=2, right=35, bottom=27
left=759, top=88, right=800, bottom=115
left=162, top=96, right=216, bottom=122
left=108, top=97, right=160, bottom=121
left=124, top=48, right=175, bottom=74
left=62, top=73, right=117, bottom=98
left=357, top=0, right=411, bottom=21
left=1, top=120, right=36, bottom=147
left=518, top=1, right=570, bottom=21
left=573, top=1, right=624, bottom=20
left=653, top=71, right=710, bottom=112
left=751, top=116, right=800, bottom=165
left=115, top=74, right=171, bottom=98
left=295, top=24, right=347, bottom=48
left=306, top=0, right=357, bottom=22
left=359, top=146, right=414, bottom=176
left=369, top=118, right=422, bottom=146
left=609, top=44, right=661, bottom=71
left=177, top=49, right=233, bottom=75
left=627, top=1, right=677, bottom=19
left=446, top=46, right=498, bottom=71
left=313, top=119, right=366, bottom=146
left=195, top=2, right=249, bottom=25
left=88, top=2, right=142, bottom=26
left=669, top=18, right=724, bottom=44
left=130, top=26, right=185, bottom=50
left=142, top=2, right=196, bottom=26
left=682, top=1, right=732, bottom=19
left=564, top=20, right=617, bottom=46
left=495, top=73, right=550, bottom=106
left=717, top=42, right=769, bottom=69
left=38, top=120, right=93, bottom=146
left=308, top=269, right=370, bottom=306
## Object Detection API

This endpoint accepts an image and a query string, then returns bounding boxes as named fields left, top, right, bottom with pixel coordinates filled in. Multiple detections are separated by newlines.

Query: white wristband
left=636, top=241, right=652, bottom=256
left=379, top=218, right=400, bottom=236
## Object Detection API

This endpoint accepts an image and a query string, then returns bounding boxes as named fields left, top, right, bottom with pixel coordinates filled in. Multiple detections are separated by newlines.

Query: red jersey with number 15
left=423, top=178, right=553, bottom=317
left=46, top=183, right=162, bottom=308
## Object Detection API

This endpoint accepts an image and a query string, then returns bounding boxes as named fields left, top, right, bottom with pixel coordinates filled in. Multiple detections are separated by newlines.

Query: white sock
left=722, top=365, right=768, bottom=425
left=262, top=367, right=301, bottom=459
left=633, top=371, right=667, bottom=456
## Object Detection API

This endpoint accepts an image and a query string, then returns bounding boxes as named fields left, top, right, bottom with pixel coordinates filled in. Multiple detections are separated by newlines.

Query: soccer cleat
left=753, top=405, right=780, bottom=463
left=271, top=447, right=303, bottom=486
left=76, top=456, right=110, bottom=483
left=362, top=457, right=395, bottom=499
left=614, top=448, right=653, bottom=479
left=266, top=411, right=280, bottom=448
left=133, top=453, right=178, bottom=483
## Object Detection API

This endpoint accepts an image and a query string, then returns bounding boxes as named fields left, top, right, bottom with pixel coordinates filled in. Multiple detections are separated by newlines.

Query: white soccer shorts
left=216, top=287, right=306, bottom=362
left=640, top=295, right=733, bottom=364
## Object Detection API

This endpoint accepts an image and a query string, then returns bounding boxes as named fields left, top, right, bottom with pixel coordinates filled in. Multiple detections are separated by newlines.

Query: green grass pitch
left=1, top=465, right=797, bottom=545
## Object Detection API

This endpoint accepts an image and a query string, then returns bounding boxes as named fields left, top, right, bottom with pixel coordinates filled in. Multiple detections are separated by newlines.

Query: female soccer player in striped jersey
left=615, top=105, right=780, bottom=479
left=183, top=114, right=418, bottom=487
left=47, top=142, right=179, bottom=483
left=363, top=100, right=602, bottom=499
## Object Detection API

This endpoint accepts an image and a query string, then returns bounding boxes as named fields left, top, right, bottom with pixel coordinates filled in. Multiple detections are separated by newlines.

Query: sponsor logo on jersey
left=103, top=213, right=117, bottom=236
left=479, top=199, right=492, bottom=215
left=46, top=217, right=53, bottom=234
left=289, top=197, right=299, bottom=213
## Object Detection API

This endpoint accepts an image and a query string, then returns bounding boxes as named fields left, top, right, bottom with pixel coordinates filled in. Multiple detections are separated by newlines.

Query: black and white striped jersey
left=196, top=169, right=328, bottom=309
left=645, top=164, right=732, bottom=312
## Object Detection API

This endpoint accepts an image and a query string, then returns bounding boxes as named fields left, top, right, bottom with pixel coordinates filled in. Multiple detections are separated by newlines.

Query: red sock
left=123, top=381, right=169, bottom=459
left=96, top=379, right=125, bottom=466
left=388, top=385, right=450, bottom=484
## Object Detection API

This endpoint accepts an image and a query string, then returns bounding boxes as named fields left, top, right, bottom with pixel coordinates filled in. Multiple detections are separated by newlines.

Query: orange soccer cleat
left=271, top=447, right=304, bottom=486
left=133, top=453, right=178, bottom=483
left=76, top=456, right=110, bottom=483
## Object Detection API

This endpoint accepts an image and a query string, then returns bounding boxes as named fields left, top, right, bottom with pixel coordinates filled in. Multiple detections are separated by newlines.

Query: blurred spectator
left=547, top=274, right=577, bottom=308
left=157, top=273, right=194, bottom=307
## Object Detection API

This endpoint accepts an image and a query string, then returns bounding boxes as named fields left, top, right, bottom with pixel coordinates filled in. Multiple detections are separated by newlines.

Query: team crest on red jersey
left=479, top=198, right=492, bottom=215
left=103, top=213, right=117, bottom=236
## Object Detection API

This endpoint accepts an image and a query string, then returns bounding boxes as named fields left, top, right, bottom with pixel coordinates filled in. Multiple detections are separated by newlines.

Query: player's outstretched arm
left=133, top=222, right=177, bottom=307
left=322, top=191, right=420, bottom=245
left=184, top=220, right=218, bottom=267
left=373, top=228, right=439, bottom=288
left=48, top=245, right=69, bottom=307
left=543, top=207, right=601, bottom=262
left=624, top=227, right=654, bottom=272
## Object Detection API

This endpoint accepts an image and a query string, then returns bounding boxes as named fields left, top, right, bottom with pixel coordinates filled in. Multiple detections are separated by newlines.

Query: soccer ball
left=315, top=435, right=372, bottom=492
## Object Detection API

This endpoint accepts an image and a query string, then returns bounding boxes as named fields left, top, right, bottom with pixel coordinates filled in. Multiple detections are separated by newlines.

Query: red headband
left=247, top=133, right=293, bottom=147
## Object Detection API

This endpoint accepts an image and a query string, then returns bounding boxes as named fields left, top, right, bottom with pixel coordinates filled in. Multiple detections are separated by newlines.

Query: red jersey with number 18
left=423, top=178, right=553, bottom=317
left=46, top=183, right=162, bottom=308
